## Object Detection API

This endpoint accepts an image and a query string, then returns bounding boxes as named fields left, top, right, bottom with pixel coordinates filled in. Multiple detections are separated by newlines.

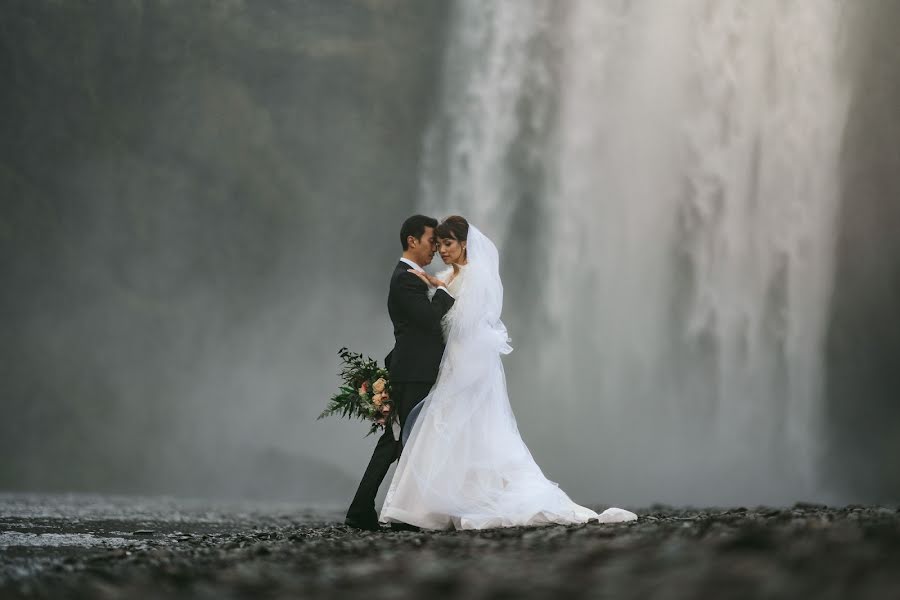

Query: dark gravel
left=2, top=496, right=900, bottom=599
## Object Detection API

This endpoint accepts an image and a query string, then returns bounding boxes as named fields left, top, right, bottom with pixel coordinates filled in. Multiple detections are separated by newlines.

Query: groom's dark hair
left=400, top=215, right=438, bottom=250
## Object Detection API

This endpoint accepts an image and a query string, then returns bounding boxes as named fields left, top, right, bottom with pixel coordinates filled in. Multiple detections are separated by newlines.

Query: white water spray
left=420, top=0, right=850, bottom=505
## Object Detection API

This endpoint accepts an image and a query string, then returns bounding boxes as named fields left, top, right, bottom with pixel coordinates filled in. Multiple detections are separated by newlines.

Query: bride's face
left=438, top=236, right=466, bottom=265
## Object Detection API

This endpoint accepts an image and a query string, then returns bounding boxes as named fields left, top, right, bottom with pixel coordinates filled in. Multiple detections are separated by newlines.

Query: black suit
left=345, top=260, right=454, bottom=529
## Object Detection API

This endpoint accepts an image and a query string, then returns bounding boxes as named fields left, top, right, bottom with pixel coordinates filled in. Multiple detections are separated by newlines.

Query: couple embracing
left=345, top=215, right=637, bottom=531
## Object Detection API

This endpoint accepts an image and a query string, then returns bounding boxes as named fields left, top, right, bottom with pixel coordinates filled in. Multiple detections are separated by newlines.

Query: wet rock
left=3, top=503, right=900, bottom=599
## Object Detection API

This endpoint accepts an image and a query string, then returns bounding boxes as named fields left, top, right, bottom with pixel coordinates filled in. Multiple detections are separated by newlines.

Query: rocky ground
left=2, top=494, right=899, bottom=599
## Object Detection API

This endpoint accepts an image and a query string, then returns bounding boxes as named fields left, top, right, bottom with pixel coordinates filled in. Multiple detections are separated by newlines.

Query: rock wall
left=0, top=0, right=448, bottom=498
left=826, top=1, right=900, bottom=501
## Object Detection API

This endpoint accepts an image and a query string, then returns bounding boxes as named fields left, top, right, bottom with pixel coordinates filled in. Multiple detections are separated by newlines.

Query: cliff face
left=0, top=0, right=448, bottom=496
left=826, top=2, right=900, bottom=501
left=1, top=0, right=447, bottom=291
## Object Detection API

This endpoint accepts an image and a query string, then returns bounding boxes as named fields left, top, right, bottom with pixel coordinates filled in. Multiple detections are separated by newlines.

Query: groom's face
left=411, top=226, right=437, bottom=266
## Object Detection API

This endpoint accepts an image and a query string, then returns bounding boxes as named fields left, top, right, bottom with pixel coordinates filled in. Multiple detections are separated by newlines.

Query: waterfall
left=418, top=1, right=556, bottom=244
left=420, top=0, right=850, bottom=505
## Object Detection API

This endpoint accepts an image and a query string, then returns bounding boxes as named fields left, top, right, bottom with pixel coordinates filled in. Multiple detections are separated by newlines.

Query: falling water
left=418, top=1, right=557, bottom=244
left=420, top=0, right=851, bottom=505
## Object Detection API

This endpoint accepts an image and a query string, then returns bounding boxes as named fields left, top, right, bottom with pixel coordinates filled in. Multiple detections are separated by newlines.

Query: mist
left=0, top=0, right=449, bottom=503
left=1, top=0, right=898, bottom=507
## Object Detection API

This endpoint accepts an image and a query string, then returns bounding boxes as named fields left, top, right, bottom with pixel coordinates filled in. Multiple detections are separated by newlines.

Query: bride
left=380, top=216, right=637, bottom=530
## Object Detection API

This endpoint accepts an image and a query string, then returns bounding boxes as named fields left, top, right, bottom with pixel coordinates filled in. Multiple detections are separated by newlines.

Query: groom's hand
left=394, top=269, right=454, bottom=332
left=407, top=269, right=447, bottom=289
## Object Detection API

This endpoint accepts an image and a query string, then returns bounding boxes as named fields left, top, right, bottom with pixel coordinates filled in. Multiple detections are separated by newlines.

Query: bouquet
left=318, top=347, right=395, bottom=436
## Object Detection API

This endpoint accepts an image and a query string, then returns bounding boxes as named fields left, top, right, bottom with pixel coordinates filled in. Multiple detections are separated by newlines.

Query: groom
left=345, top=215, right=455, bottom=531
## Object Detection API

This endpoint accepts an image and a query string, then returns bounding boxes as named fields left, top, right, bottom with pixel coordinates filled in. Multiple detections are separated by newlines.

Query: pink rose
left=375, top=417, right=386, bottom=426
left=381, top=404, right=391, bottom=414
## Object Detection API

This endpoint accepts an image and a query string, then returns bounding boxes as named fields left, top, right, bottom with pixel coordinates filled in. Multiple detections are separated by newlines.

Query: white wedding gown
left=380, top=225, right=637, bottom=530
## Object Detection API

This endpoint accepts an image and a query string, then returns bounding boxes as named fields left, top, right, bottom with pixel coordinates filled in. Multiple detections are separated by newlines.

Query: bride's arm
left=407, top=269, right=449, bottom=290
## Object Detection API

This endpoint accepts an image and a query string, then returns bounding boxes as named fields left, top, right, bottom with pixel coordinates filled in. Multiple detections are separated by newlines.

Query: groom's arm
left=395, top=273, right=454, bottom=333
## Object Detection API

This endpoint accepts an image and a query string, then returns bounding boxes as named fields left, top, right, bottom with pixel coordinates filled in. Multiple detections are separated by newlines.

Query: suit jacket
left=386, top=261, right=455, bottom=383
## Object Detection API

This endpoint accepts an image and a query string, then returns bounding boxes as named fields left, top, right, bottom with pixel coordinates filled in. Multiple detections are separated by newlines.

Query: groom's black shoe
left=389, top=522, right=420, bottom=532
left=345, top=517, right=381, bottom=532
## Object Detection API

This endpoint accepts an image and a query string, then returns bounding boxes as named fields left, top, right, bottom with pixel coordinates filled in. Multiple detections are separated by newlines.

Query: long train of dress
left=380, top=251, right=636, bottom=530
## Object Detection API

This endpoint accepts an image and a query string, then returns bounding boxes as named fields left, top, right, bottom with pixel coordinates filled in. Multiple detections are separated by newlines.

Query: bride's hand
left=408, top=269, right=447, bottom=288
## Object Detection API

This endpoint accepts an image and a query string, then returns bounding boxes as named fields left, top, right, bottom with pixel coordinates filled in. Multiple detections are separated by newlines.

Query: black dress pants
left=345, top=381, right=433, bottom=527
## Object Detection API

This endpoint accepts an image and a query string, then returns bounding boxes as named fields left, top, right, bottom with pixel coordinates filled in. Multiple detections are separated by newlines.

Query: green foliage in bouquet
left=319, top=347, right=394, bottom=436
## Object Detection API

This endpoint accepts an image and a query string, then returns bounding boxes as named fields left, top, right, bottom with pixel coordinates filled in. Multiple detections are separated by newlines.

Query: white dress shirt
left=400, top=257, right=452, bottom=297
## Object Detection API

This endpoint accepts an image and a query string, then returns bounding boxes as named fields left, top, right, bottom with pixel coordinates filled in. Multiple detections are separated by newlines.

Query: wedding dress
left=380, top=225, right=637, bottom=530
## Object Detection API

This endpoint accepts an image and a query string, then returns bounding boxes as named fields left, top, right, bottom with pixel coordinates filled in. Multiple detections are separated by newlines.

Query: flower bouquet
left=318, top=347, right=395, bottom=435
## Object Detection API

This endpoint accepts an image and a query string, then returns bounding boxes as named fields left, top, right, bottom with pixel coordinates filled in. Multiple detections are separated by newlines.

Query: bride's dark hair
left=435, top=215, right=469, bottom=242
